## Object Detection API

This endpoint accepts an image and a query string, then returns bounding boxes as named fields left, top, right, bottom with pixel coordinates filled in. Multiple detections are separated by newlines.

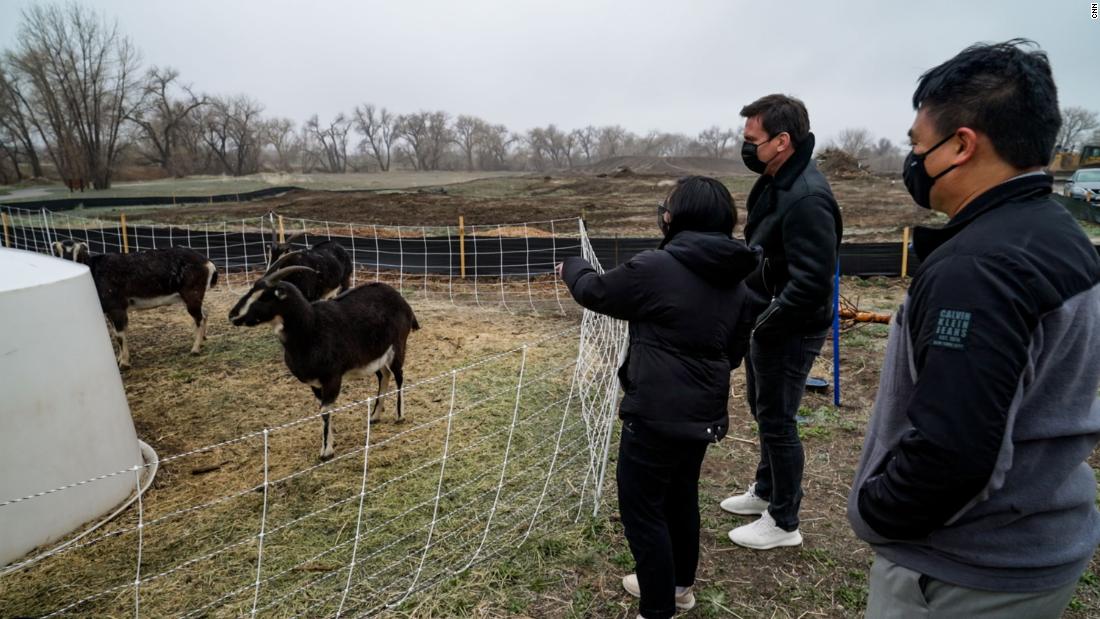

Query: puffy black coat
left=562, top=231, right=759, bottom=442
left=743, top=133, right=843, bottom=337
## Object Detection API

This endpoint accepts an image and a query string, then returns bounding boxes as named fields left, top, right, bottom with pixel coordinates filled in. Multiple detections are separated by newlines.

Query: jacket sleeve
left=561, top=252, right=658, bottom=321
left=775, top=194, right=838, bottom=315
left=857, top=254, right=1036, bottom=540
left=726, top=290, right=754, bottom=369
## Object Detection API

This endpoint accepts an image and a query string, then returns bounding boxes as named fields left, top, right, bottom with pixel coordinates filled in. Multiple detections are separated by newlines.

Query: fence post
left=459, top=215, right=466, bottom=279
left=833, top=260, right=841, bottom=407
left=277, top=215, right=285, bottom=244
left=1, top=211, right=10, bottom=248
left=901, top=226, right=911, bottom=277
left=120, top=213, right=129, bottom=253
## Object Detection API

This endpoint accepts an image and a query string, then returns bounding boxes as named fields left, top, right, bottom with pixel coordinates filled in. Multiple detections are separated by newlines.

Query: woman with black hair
left=557, top=176, right=759, bottom=619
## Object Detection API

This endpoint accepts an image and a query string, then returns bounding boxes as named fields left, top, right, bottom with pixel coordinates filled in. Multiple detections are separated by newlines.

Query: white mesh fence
left=0, top=208, right=627, bottom=617
left=0, top=206, right=583, bottom=315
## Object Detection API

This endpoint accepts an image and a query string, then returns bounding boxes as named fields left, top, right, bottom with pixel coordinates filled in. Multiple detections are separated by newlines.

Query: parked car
left=1064, top=168, right=1100, bottom=204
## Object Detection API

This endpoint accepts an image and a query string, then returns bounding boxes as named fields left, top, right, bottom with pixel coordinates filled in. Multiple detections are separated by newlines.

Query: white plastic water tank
left=0, top=247, right=148, bottom=567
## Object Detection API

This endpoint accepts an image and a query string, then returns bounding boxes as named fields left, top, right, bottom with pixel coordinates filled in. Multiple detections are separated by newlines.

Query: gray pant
left=865, top=554, right=1077, bottom=619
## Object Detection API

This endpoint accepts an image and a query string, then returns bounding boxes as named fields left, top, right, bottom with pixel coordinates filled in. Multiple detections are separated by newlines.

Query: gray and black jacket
left=743, top=133, right=843, bottom=337
left=847, top=173, right=1100, bottom=591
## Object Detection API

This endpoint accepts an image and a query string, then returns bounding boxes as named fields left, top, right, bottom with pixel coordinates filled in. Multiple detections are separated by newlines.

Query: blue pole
left=833, top=260, right=841, bottom=407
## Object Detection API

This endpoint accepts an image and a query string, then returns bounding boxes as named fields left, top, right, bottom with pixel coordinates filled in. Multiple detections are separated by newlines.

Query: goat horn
left=261, top=265, right=316, bottom=284
left=283, top=232, right=307, bottom=246
left=266, top=250, right=303, bottom=272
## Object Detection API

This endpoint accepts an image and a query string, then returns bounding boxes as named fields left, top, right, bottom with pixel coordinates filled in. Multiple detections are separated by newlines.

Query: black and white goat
left=228, top=266, right=419, bottom=460
left=51, top=240, right=218, bottom=369
left=263, top=232, right=353, bottom=301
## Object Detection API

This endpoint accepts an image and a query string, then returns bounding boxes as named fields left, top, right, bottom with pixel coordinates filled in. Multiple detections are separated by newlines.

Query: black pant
left=745, top=331, right=826, bottom=531
left=617, top=420, right=709, bottom=619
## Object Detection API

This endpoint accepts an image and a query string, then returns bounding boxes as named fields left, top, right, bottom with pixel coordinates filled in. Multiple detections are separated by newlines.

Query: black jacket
left=743, top=133, right=843, bottom=337
left=562, top=231, right=759, bottom=442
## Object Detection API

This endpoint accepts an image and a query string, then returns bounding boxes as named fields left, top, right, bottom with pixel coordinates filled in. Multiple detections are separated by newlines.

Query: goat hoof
left=394, top=417, right=406, bottom=424
left=190, top=349, right=201, bottom=356
left=319, top=450, right=334, bottom=462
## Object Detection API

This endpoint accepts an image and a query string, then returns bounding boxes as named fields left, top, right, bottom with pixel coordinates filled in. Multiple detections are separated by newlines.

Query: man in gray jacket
left=847, top=39, right=1100, bottom=618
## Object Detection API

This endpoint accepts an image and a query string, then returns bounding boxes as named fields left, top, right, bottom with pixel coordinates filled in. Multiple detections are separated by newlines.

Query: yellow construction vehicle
left=1050, top=144, right=1100, bottom=173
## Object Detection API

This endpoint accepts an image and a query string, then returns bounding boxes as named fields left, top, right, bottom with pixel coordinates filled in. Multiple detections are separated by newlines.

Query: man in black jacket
left=560, top=176, right=758, bottom=619
left=848, top=40, right=1100, bottom=618
left=722, top=94, right=842, bottom=550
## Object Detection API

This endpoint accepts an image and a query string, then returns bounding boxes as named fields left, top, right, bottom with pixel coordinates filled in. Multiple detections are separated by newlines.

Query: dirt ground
left=4, top=273, right=1098, bottom=618
left=5, top=164, right=1100, bottom=617
left=0, top=282, right=586, bottom=618
left=109, top=171, right=943, bottom=243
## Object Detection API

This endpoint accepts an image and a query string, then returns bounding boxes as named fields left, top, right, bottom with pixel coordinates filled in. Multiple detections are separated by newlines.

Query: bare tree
left=129, top=66, right=206, bottom=176
left=11, top=3, right=143, bottom=189
left=697, top=126, right=740, bottom=158
left=0, top=126, right=21, bottom=182
left=305, top=113, right=351, bottom=173
left=597, top=125, right=628, bottom=160
left=453, top=115, right=487, bottom=171
left=202, top=95, right=263, bottom=176
left=546, top=125, right=575, bottom=167
left=833, top=127, right=874, bottom=160
left=573, top=126, right=598, bottom=164
left=395, top=111, right=452, bottom=170
left=352, top=104, right=397, bottom=171
left=262, top=117, right=299, bottom=172
left=865, top=137, right=904, bottom=174
left=476, top=124, right=514, bottom=170
left=0, top=58, right=44, bottom=178
left=1056, top=106, right=1099, bottom=151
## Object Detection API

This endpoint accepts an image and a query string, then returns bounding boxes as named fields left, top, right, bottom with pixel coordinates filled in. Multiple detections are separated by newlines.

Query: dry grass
left=0, top=281, right=590, bottom=617
left=3, top=275, right=1098, bottom=618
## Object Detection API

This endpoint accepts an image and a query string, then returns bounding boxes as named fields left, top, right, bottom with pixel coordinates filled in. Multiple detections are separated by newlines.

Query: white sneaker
left=622, top=574, right=696, bottom=611
left=728, top=511, right=802, bottom=550
left=719, top=482, right=769, bottom=515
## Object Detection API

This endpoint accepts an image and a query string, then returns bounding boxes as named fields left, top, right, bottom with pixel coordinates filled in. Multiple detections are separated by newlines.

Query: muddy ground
left=4, top=274, right=1097, bottom=618
left=115, top=172, right=944, bottom=244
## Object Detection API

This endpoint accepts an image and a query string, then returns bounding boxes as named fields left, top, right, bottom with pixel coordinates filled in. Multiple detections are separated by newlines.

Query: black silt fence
left=0, top=186, right=299, bottom=212
left=19, top=225, right=1100, bottom=278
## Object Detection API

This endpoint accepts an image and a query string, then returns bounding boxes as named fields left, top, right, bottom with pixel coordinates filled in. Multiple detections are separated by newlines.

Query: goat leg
left=318, top=378, right=341, bottom=461
left=371, top=368, right=391, bottom=423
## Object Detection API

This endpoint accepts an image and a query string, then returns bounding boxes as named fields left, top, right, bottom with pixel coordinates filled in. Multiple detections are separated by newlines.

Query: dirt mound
left=578, top=156, right=749, bottom=178
left=817, top=148, right=871, bottom=179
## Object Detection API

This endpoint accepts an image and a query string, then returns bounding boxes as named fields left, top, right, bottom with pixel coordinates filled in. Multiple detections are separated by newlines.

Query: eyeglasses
left=656, top=202, right=669, bottom=218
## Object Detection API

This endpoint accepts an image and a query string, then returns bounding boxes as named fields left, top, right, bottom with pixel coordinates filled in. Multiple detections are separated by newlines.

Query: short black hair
left=913, top=39, right=1060, bottom=169
left=665, top=176, right=737, bottom=238
left=739, top=94, right=810, bottom=144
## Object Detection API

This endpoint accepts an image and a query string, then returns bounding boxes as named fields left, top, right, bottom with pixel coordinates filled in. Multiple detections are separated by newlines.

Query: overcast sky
left=1, top=0, right=1098, bottom=148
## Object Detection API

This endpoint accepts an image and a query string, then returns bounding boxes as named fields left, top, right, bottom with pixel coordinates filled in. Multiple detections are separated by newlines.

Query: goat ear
left=51, top=241, right=63, bottom=257
left=75, top=242, right=88, bottom=261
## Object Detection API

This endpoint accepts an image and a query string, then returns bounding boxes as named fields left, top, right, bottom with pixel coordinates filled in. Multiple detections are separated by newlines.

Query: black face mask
left=741, top=135, right=779, bottom=175
left=656, top=203, right=670, bottom=236
left=903, top=132, right=958, bottom=209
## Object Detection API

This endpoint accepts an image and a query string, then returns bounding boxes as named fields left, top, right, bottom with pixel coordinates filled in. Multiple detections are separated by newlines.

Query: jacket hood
left=663, top=230, right=760, bottom=287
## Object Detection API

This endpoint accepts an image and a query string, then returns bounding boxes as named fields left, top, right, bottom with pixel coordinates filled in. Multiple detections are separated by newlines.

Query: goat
left=263, top=232, right=353, bottom=301
left=51, top=240, right=218, bottom=369
left=228, top=266, right=419, bottom=461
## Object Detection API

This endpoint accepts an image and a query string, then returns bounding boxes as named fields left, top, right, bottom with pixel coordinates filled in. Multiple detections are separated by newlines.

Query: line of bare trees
left=830, top=106, right=1100, bottom=175
left=0, top=3, right=748, bottom=186
left=13, top=3, right=1093, bottom=187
